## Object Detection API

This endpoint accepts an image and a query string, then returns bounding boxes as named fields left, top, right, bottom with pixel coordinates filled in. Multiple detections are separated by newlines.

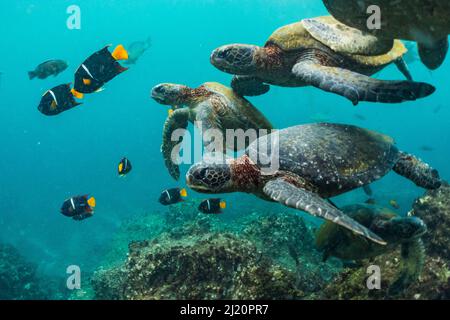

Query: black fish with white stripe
left=198, top=198, right=226, bottom=214
left=38, top=84, right=82, bottom=116
left=158, top=188, right=188, bottom=206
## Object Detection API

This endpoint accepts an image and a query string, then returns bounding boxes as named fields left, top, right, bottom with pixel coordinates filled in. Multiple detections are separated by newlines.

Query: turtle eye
left=218, top=49, right=230, bottom=59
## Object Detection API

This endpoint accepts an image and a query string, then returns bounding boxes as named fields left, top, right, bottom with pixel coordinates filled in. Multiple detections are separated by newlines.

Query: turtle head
left=372, top=216, right=427, bottom=244
left=151, top=83, right=190, bottom=106
left=211, top=44, right=260, bottom=75
left=186, top=161, right=235, bottom=194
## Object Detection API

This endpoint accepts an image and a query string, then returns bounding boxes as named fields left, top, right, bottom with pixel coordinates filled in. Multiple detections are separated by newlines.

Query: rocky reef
left=319, top=183, right=450, bottom=300
left=91, top=202, right=337, bottom=300
left=91, top=183, right=450, bottom=300
left=0, top=243, right=50, bottom=299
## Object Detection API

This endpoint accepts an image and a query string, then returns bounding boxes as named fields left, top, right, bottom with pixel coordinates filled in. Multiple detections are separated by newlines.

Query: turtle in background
left=124, top=37, right=152, bottom=65
left=316, top=204, right=427, bottom=294
left=151, top=82, right=273, bottom=180
left=210, top=16, right=435, bottom=105
left=186, top=123, right=441, bottom=245
left=322, top=0, right=450, bottom=70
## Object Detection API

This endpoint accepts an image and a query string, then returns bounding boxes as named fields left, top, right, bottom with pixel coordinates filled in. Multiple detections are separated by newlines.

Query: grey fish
left=28, top=60, right=68, bottom=80
left=123, top=37, right=152, bottom=65
left=420, top=145, right=434, bottom=152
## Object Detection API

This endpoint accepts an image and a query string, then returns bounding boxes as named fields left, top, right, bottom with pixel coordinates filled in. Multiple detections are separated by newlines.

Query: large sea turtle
left=210, top=16, right=435, bottom=105
left=186, top=123, right=441, bottom=244
left=322, top=0, right=450, bottom=70
left=316, top=204, right=427, bottom=294
left=151, top=82, right=273, bottom=180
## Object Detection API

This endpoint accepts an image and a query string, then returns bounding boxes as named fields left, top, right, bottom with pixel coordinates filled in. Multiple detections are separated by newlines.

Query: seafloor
left=2, top=183, right=450, bottom=300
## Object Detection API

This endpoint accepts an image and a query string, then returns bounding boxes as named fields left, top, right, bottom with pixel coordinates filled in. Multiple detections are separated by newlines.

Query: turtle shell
left=315, top=204, right=398, bottom=260
left=202, top=82, right=273, bottom=130
left=323, top=0, right=450, bottom=42
left=247, top=123, right=399, bottom=197
left=266, top=16, right=407, bottom=67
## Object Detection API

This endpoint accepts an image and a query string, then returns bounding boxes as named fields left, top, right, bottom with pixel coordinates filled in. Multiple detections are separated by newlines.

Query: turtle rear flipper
left=389, top=238, right=425, bottom=295
left=263, top=178, right=386, bottom=245
left=231, top=75, right=270, bottom=96
left=301, top=17, right=393, bottom=56
left=393, top=152, right=441, bottom=189
left=161, top=108, right=190, bottom=180
left=292, top=60, right=436, bottom=105
left=418, top=38, right=449, bottom=70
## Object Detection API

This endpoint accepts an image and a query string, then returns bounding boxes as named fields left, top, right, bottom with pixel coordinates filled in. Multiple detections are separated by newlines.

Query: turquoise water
left=0, top=0, right=449, bottom=298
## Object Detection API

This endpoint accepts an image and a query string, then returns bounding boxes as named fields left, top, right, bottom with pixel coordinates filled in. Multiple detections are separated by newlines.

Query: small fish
left=158, top=188, right=187, bottom=206
left=365, top=198, right=377, bottom=205
left=118, top=157, right=132, bottom=176
left=420, top=145, right=434, bottom=152
left=72, top=45, right=129, bottom=97
left=433, top=105, right=442, bottom=114
left=309, top=113, right=330, bottom=123
left=389, top=199, right=400, bottom=210
left=198, top=198, right=226, bottom=214
left=123, top=37, right=151, bottom=65
left=60, top=195, right=96, bottom=221
left=28, top=60, right=68, bottom=80
left=38, top=84, right=82, bottom=116
left=354, top=114, right=366, bottom=121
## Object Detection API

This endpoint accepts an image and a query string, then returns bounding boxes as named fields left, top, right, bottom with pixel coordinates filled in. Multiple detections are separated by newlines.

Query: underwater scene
left=0, top=0, right=449, bottom=301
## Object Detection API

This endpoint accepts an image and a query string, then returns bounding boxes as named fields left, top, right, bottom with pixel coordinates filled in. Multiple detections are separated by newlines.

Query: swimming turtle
left=151, top=82, right=273, bottom=180
left=186, top=123, right=441, bottom=245
left=210, top=16, right=435, bottom=105
left=316, top=204, right=427, bottom=294
left=322, top=0, right=450, bottom=70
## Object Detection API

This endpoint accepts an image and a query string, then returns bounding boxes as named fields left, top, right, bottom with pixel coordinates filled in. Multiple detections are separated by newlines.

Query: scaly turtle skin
left=151, top=82, right=273, bottom=180
left=322, top=0, right=450, bottom=70
left=210, top=16, right=435, bottom=105
left=316, top=204, right=427, bottom=294
left=186, top=123, right=441, bottom=245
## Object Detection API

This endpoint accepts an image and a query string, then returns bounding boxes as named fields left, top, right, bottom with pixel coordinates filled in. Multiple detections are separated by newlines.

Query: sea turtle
left=322, top=0, right=450, bottom=70
left=316, top=204, right=427, bottom=294
left=151, top=82, right=273, bottom=180
left=210, top=16, right=435, bottom=105
left=186, top=123, right=441, bottom=244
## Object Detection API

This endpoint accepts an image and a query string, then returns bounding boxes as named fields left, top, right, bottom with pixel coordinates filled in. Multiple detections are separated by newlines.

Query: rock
left=92, top=232, right=303, bottom=300
left=411, top=182, right=450, bottom=261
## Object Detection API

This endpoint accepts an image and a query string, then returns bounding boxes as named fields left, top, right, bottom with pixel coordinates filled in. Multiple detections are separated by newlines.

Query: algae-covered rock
left=410, top=182, right=450, bottom=261
left=92, top=232, right=304, bottom=300
left=320, top=183, right=450, bottom=300
left=0, top=243, right=49, bottom=300
left=320, top=250, right=450, bottom=300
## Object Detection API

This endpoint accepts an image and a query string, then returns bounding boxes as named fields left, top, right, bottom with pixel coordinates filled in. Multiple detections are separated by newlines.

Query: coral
left=0, top=243, right=49, bottom=300
left=92, top=232, right=305, bottom=300
left=410, top=182, right=450, bottom=261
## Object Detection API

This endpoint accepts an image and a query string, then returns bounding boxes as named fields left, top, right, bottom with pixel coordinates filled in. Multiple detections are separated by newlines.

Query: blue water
left=0, top=0, right=449, bottom=290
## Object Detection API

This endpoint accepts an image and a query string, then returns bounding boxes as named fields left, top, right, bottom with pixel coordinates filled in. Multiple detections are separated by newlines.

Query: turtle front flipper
left=231, top=75, right=270, bottom=96
left=389, top=238, right=425, bottom=295
left=418, top=38, right=449, bottom=70
left=263, top=178, right=386, bottom=245
left=161, top=108, right=190, bottom=180
left=292, top=60, right=435, bottom=105
left=301, top=16, right=393, bottom=56
left=393, top=152, right=441, bottom=189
